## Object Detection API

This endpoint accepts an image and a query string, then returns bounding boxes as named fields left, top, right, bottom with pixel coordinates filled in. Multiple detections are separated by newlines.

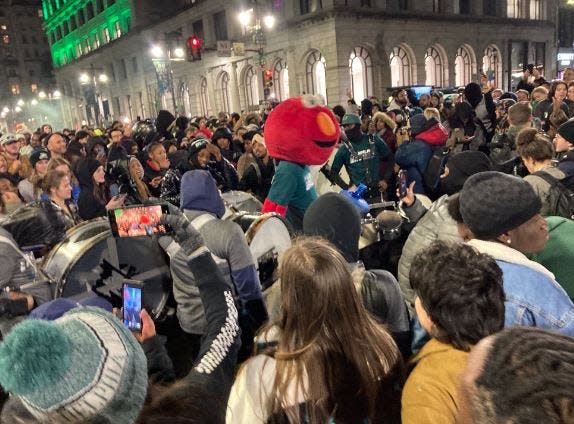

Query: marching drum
left=221, top=191, right=263, bottom=220
left=42, top=218, right=172, bottom=320
left=375, top=210, right=403, bottom=241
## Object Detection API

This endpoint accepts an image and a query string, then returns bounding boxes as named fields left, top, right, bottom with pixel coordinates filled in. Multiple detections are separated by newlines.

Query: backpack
left=532, top=171, right=574, bottom=219
left=422, top=146, right=450, bottom=200
left=489, top=132, right=517, bottom=166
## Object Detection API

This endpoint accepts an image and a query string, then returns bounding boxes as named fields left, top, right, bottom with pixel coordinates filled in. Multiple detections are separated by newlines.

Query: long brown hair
left=263, top=238, right=403, bottom=423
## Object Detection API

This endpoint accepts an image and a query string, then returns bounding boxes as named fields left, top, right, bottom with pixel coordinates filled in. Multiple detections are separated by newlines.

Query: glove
left=159, top=213, right=205, bottom=257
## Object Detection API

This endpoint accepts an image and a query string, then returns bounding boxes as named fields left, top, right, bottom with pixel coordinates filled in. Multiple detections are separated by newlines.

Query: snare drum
left=42, top=218, right=172, bottom=320
left=375, top=210, right=403, bottom=241
left=221, top=191, right=262, bottom=220
left=244, top=213, right=292, bottom=290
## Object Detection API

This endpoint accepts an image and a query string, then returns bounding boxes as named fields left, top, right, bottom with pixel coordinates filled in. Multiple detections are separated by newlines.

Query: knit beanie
left=29, top=148, right=50, bottom=169
left=464, top=82, right=483, bottom=108
left=459, top=171, right=541, bottom=240
left=410, top=113, right=427, bottom=136
left=557, top=118, right=574, bottom=144
left=0, top=307, right=147, bottom=423
left=180, top=169, right=226, bottom=218
left=303, top=193, right=361, bottom=262
left=440, top=151, right=493, bottom=195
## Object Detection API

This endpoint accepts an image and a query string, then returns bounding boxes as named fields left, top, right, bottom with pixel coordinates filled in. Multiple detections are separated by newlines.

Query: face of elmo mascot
left=263, top=95, right=340, bottom=165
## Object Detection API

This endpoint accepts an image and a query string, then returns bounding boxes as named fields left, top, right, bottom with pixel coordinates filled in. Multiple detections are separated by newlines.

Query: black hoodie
left=76, top=158, right=107, bottom=220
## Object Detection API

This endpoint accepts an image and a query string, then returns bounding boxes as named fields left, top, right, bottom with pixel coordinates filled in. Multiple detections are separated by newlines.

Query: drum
left=41, top=218, right=172, bottom=320
left=244, top=213, right=292, bottom=290
left=359, top=220, right=379, bottom=250
left=221, top=190, right=262, bottom=219
left=375, top=210, right=403, bottom=241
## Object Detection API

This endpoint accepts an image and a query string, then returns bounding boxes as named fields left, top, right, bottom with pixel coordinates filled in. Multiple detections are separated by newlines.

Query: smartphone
left=122, top=280, right=143, bottom=331
left=108, top=203, right=171, bottom=238
left=399, top=169, right=408, bottom=198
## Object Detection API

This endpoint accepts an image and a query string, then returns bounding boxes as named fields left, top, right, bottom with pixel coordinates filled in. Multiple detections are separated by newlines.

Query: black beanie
left=441, top=151, right=493, bottom=195
left=459, top=171, right=541, bottom=240
left=557, top=118, right=574, bottom=144
left=303, top=193, right=361, bottom=262
left=464, top=82, right=483, bottom=108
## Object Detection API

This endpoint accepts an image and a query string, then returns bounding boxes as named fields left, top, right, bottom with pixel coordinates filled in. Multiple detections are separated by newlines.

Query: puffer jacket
left=398, top=195, right=463, bottom=309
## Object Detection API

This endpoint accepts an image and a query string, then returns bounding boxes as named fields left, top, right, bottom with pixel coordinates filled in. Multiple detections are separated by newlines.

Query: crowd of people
left=0, top=62, right=573, bottom=423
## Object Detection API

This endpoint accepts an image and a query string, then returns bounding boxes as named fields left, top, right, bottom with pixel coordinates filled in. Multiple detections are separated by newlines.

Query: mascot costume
left=262, top=95, right=340, bottom=229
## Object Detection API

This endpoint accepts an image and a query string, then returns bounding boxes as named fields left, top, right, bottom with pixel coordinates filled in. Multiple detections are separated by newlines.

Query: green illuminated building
left=42, top=0, right=132, bottom=67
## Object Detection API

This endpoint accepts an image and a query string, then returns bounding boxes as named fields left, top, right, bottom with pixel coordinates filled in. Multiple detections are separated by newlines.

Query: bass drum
left=243, top=213, right=292, bottom=290
left=221, top=190, right=263, bottom=220
left=41, top=218, right=172, bottom=320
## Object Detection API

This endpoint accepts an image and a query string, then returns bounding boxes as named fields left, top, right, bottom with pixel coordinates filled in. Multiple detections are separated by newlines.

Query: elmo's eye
left=316, top=112, right=336, bottom=137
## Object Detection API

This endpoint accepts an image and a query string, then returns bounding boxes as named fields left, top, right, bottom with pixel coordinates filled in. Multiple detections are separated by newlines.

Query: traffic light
left=263, top=69, right=273, bottom=88
left=186, top=35, right=202, bottom=61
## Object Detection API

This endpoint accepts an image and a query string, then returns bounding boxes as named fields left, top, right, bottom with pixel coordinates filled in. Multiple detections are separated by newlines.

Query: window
left=120, top=58, right=128, bottom=79
left=2, top=35, right=9, bottom=44
left=306, top=50, right=327, bottom=101
left=30, top=83, right=38, bottom=93
left=244, top=66, right=259, bottom=109
left=200, top=77, right=209, bottom=116
left=218, top=71, right=231, bottom=112
left=93, top=33, right=100, bottom=48
left=84, top=39, right=91, bottom=53
left=102, top=27, right=110, bottom=43
left=483, top=0, right=496, bottom=16
left=7, top=68, right=17, bottom=77
left=86, top=3, right=94, bottom=20
left=96, top=0, right=104, bottom=14
left=77, top=10, right=85, bottom=26
left=11, top=84, right=20, bottom=95
left=109, top=62, right=116, bottom=82
left=132, top=56, right=138, bottom=73
left=213, top=11, right=227, bottom=41
left=77, top=43, right=83, bottom=56
left=389, top=45, right=412, bottom=87
left=425, top=46, right=445, bottom=87
left=192, top=19, right=204, bottom=41
left=63, top=22, right=69, bottom=36
left=22, top=35, right=28, bottom=44
left=507, top=0, right=525, bottom=18
left=530, top=0, right=544, bottom=20
left=29, top=69, right=35, bottom=77
left=360, top=0, right=371, bottom=5
left=273, top=58, right=289, bottom=101
left=454, top=46, right=473, bottom=86
left=70, top=17, right=76, bottom=31
left=24, top=49, right=30, bottom=58
left=459, top=0, right=471, bottom=14
left=107, top=0, right=115, bottom=5
left=349, top=47, right=373, bottom=102
left=300, top=0, right=322, bottom=14
left=482, top=45, right=501, bottom=89
left=399, top=0, right=409, bottom=10
left=114, top=21, right=121, bottom=38
left=534, top=42, right=545, bottom=68
left=0, top=25, right=6, bottom=31
left=432, top=0, right=444, bottom=13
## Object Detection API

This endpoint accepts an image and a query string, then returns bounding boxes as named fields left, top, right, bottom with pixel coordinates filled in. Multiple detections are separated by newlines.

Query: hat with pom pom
left=0, top=306, right=147, bottom=423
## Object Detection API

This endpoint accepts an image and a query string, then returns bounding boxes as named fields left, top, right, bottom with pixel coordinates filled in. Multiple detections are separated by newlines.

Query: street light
left=16, top=99, right=24, bottom=107
left=2, top=106, right=9, bottom=113
left=239, top=9, right=253, bottom=26
left=14, top=106, right=22, bottom=113
left=79, top=73, right=90, bottom=84
left=98, top=74, right=108, bottom=83
left=38, top=91, right=47, bottom=99
left=53, top=90, right=62, bottom=99
left=78, top=64, right=108, bottom=127
left=173, top=47, right=185, bottom=60
left=31, top=99, right=38, bottom=106
left=150, top=45, right=163, bottom=58
left=263, top=15, right=275, bottom=29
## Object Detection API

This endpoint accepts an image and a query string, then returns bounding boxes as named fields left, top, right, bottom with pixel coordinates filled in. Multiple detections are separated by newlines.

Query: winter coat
left=76, top=158, right=107, bottom=220
left=557, top=149, right=574, bottom=176
left=402, top=339, right=468, bottom=424
left=523, top=165, right=567, bottom=217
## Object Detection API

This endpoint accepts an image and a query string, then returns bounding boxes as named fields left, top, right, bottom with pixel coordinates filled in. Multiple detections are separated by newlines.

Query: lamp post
left=150, top=31, right=184, bottom=115
left=79, top=64, right=108, bottom=127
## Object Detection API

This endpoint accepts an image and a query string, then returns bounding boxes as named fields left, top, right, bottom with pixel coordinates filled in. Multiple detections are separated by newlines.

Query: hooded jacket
left=76, top=158, right=107, bottom=220
left=415, top=123, right=448, bottom=147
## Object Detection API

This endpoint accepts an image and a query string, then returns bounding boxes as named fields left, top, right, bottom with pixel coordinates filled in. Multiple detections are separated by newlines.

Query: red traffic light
left=264, top=69, right=273, bottom=80
left=187, top=36, right=202, bottom=49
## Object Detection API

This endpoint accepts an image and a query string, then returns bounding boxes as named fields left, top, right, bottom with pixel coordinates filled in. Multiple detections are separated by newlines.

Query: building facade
left=0, top=0, right=55, bottom=130
left=46, top=0, right=558, bottom=128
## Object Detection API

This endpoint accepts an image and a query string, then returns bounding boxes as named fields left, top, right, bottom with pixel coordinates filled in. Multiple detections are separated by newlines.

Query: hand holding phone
left=398, top=169, right=408, bottom=198
left=109, top=204, right=171, bottom=237
left=122, top=280, right=143, bottom=331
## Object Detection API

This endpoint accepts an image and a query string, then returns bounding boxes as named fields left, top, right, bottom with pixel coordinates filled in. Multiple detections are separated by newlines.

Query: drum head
left=42, top=219, right=172, bottom=320
left=245, top=213, right=292, bottom=289
left=221, top=190, right=262, bottom=215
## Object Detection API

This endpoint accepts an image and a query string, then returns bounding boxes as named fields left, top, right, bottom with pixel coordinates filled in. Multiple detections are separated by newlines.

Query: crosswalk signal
left=187, top=36, right=202, bottom=61
left=263, top=69, right=273, bottom=87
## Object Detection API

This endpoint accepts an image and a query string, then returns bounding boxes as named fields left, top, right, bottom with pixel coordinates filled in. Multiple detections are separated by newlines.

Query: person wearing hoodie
left=397, top=151, right=493, bottom=309
left=302, top=192, right=411, bottom=358
left=330, top=113, right=394, bottom=199
left=463, top=82, right=496, bottom=143
left=212, top=127, right=242, bottom=166
left=554, top=117, right=574, bottom=176
left=395, top=113, right=448, bottom=194
left=85, top=136, right=108, bottom=166
left=155, top=109, right=176, bottom=141
left=76, top=158, right=124, bottom=220
left=159, top=169, right=267, bottom=366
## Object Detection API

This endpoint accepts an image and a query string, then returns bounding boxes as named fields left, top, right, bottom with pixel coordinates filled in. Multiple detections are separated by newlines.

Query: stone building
left=44, top=0, right=558, bottom=128
left=0, top=0, right=55, bottom=129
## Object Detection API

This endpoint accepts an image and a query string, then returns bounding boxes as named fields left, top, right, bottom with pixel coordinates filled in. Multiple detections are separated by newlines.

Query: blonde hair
left=424, top=107, right=441, bottom=122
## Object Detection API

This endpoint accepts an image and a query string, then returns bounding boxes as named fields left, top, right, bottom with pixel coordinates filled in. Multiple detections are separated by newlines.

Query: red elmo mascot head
left=263, top=95, right=340, bottom=165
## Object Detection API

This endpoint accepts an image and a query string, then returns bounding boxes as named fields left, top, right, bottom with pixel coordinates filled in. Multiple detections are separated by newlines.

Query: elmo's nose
left=316, top=111, right=336, bottom=137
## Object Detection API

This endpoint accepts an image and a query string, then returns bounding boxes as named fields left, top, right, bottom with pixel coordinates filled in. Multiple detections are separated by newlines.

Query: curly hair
left=471, top=327, right=574, bottom=424
left=409, top=240, right=505, bottom=351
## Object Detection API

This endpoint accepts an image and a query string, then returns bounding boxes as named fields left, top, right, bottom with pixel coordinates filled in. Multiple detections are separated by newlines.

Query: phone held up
left=122, top=279, right=143, bottom=331
left=108, top=203, right=172, bottom=238
left=398, top=169, right=408, bottom=198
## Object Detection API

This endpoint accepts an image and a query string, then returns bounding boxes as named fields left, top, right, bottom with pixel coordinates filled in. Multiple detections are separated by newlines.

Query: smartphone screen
left=399, top=169, right=408, bottom=198
left=108, top=204, right=170, bottom=237
left=123, top=281, right=142, bottom=331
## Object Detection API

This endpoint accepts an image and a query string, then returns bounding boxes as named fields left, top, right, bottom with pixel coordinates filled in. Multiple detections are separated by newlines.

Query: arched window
left=199, top=77, right=209, bottom=116
left=482, top=45, right=502, bottom=89
left=349, top=46, right=373, bottom=102
left=178, top=82, right=191, bottom=115
left=218, top=71, right=231, bottom=113
left=244, top=65, right=259, bottom=110
left=273, top=58, right=289, bottom=101
left=425, top=46, right=444, bottom=87
left=306, top=50, right=327, bottom=101
left=389, top=45, right=412, bottom=87
left=454, top=46, right=472, bottom=87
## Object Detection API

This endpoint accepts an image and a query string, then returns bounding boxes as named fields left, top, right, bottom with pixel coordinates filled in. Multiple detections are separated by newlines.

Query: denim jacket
left=468, top=239, right=574, bottom=336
